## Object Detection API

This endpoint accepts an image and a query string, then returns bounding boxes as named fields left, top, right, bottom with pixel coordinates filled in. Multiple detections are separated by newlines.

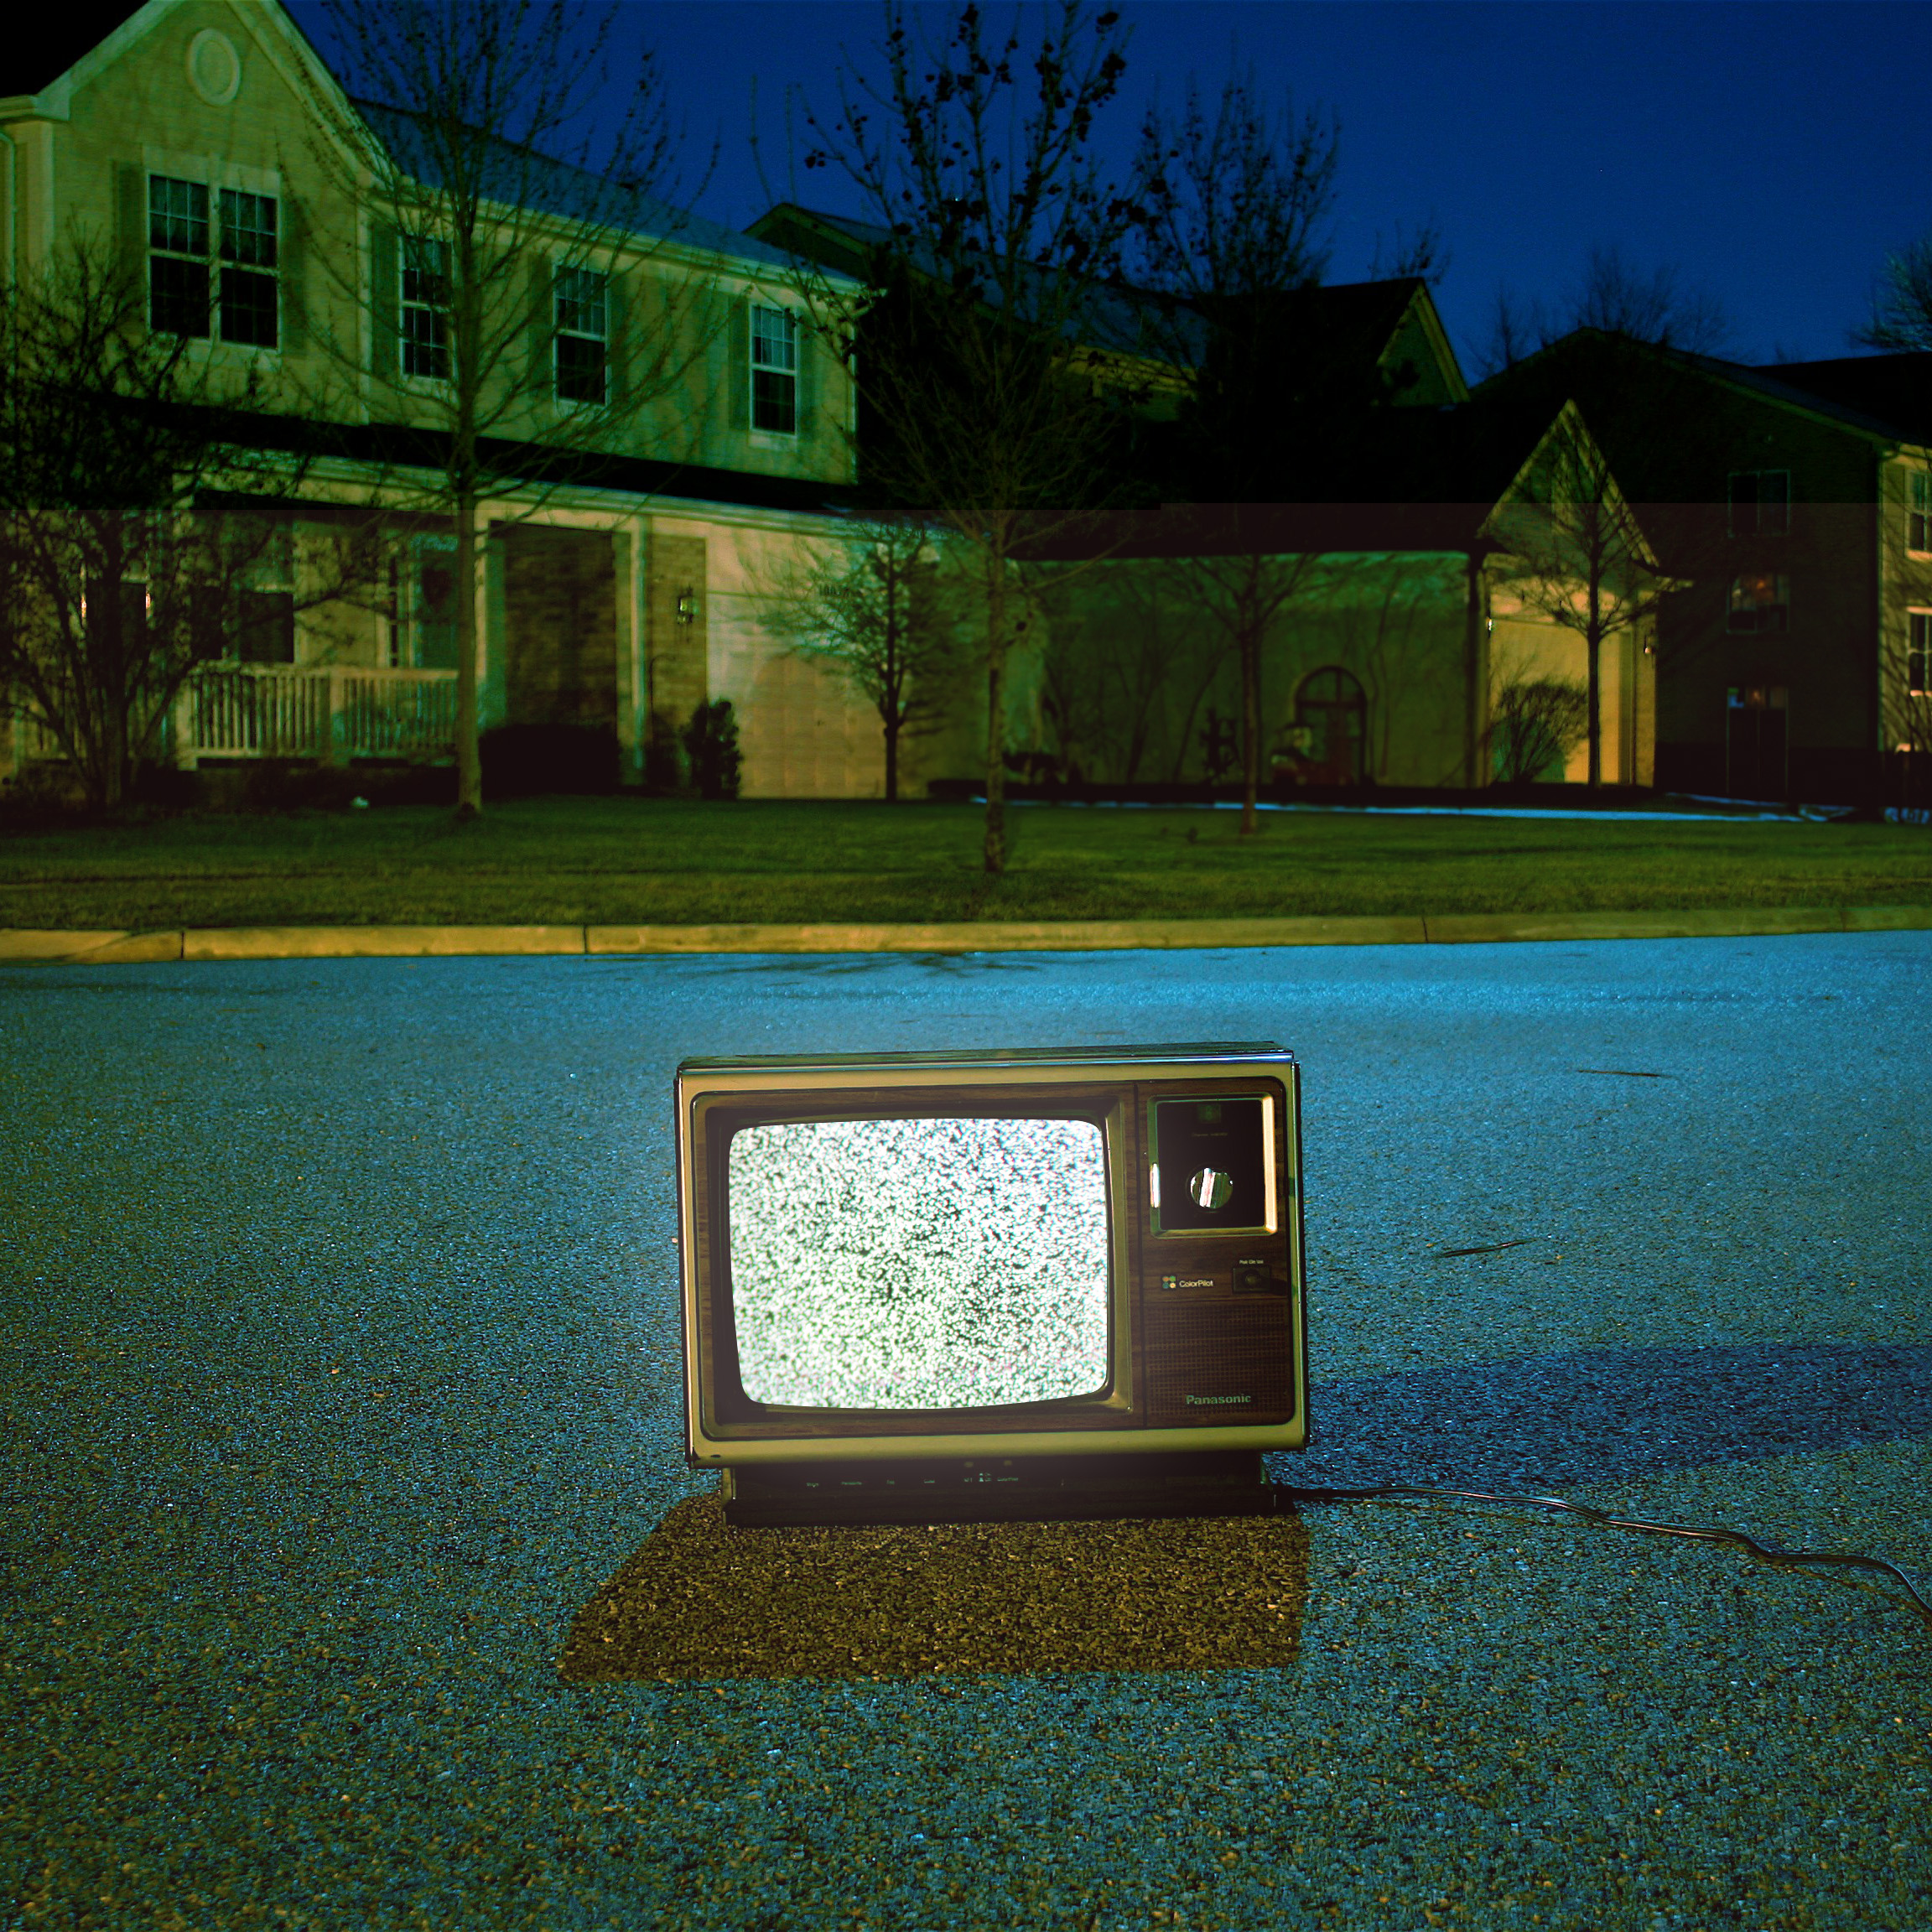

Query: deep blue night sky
left=291, top=1, right=1929, bottom=372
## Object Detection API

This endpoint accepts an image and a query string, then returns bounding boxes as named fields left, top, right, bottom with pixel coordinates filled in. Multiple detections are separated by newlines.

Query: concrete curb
left=2, top=906, right=1929, bottom=965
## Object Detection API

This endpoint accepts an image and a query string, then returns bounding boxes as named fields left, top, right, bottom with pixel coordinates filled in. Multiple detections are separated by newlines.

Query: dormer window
left=148, top=175, right=278, bottom=347
left=750, top=304, right=797, bottom=434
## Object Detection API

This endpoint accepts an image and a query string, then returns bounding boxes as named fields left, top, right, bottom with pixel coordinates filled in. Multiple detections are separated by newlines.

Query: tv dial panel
left=1140, top=1088, right=1298, bottom=1427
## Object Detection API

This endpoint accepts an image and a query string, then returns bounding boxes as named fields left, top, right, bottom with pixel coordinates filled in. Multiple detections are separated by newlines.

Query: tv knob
left=1233, top=1262, right=1273, bottom=1295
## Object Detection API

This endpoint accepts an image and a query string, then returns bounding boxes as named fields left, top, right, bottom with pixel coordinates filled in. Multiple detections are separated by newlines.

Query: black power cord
left=1274, top=1481, right=1932, bottom=1641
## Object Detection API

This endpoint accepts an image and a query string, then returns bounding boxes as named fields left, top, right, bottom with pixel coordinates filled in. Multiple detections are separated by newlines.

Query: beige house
left=0, top=0, right=901, bottom=797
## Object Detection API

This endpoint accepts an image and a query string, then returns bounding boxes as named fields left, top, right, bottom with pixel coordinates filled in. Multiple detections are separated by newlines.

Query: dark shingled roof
left=1751, top=353, right=1932, bottom=445
left=6, top=4, right=145, bottom=96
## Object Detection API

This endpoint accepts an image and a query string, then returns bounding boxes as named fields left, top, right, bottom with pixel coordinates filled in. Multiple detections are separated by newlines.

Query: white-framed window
left=1911, top=472, right=1932, bottom=554
left=1911, top=612, right=1932, bottom=695
left=1727, top=470, right=1790, bottom=538
left=1727, top=572, right=1789, bottom=634
left=750, top=304, right=797, bottom=434
left=386, top=535, right=459, bottom=668
left=148, top=175, right=278, bottom=346
left=555, top=266, right=608, bottom=405
left=400, top=237, right=449, bottom=381
left=234, top=520, right=295, bottom=662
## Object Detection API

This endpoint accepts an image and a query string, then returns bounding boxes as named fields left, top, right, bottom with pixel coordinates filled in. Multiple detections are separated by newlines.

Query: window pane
left=750, top=304, right=797, bottom=371
left=555, top=267, right=606, bottom=339
left=218, top=190, right=278, bottom=268
left=220, top=266, right=278, bottom=348
left=150, top=256, right=210, bottom=337
left=556, top=333, right=606, bottom=404
left=402, top=304, right=448, bottom=380
left=401, top=237, right=449, bottom=307
left=237, top=589, right=295, bottom=663
left=149, top=176, right=208, bottom=255
left=752, top=366, right=797, bottom=434
left=1727, top=471, right=1755, bottom=537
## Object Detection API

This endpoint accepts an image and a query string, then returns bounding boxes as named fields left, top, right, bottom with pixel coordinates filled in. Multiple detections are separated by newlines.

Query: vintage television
left=674, top=1044, right=1307, bottom=1526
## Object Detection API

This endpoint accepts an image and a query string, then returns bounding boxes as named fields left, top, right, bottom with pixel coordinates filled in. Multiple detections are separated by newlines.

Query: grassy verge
left=0, top=797, right=1929, bottom=929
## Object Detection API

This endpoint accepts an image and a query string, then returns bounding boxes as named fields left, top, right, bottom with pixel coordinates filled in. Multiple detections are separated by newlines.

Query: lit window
left=750, top=304, right=797, bottom=434
left=1727, top=573, right=1789, bottom=635
left=555, top=267, right=608, bottom=405
left=1911, top=613, right=1932, bottom=695
left=148, top=176, right=278, bottom=346
left=400, top=237, right=449, bottom=381
left=1911, top=473, right=1932, bottom=554
left=1727, top=470, right=1790, bottom=538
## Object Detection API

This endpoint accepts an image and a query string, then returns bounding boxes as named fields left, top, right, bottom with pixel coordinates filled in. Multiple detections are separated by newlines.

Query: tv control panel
left=1138, top=1080, right=1301, bottom=1427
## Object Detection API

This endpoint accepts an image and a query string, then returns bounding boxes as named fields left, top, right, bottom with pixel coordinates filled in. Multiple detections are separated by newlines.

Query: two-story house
left=1477, top=331, right=1932, bottom=805
left=1, top=0, right=910, bottom=801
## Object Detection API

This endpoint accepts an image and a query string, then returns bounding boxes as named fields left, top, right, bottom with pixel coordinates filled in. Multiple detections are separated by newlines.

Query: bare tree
left=307, top=0, right=704, bottom=817
left=0, top=250, right=373, bottom=811
left=1368, top=216, right=1450, bottom=288
left=1032, top=558, right=1228, bottom=786
left=1474, top=242, right=1733, bottom=381
left=1489, top=405, right=1670, bottom=787
left=1126, top=73, right=1344, bottom=829
left=762, top=517, right=959, bottom=802
left=1858, top=236, right=1932, bottom=352
left=1488, top=673, right=1590, bottom=786
left=795, top=0, right=1141, bottom=874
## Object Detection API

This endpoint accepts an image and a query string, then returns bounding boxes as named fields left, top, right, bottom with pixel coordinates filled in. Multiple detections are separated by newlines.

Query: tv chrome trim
left=673, top=1049, right=1306, bottom=1467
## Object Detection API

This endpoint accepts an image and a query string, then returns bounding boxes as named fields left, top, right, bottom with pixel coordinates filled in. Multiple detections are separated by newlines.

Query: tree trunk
left=1239, top=615, right=1261, bottom=834
left=454, top=486, right=482, bottom=818
left=1586, top=573, right=1602, bottom=789
left=884, top=714, right=899, bottom=803
left=984, top=559, right=1007, bottom=875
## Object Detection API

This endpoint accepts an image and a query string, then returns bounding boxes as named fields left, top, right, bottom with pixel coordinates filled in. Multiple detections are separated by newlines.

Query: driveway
left=2, top=933, right=1927, bottom=1929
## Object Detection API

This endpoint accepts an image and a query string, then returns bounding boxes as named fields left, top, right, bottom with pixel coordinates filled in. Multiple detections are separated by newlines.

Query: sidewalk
left=3, top=904, right=1929, bottom=964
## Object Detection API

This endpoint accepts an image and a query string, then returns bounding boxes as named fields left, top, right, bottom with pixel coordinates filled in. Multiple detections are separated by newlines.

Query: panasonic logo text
left=1185, top=1394, right=1251, bottom=1405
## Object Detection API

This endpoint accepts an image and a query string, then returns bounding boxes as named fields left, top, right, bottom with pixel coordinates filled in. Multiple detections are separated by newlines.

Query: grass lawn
left=0, top=797, right=1929, bottom=929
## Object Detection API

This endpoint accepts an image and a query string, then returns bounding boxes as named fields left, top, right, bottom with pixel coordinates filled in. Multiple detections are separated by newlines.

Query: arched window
left=1282, top=667, right=1368, bottom=785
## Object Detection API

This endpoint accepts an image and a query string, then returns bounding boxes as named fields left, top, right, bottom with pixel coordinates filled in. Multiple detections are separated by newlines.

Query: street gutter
left=1, top=904, right=1928, bottom=964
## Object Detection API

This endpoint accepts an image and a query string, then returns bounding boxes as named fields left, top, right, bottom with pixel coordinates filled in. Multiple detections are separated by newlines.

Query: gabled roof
left=4, top=4, right=145, bottom=96
left=1025, top=397, right=1609, bottom=559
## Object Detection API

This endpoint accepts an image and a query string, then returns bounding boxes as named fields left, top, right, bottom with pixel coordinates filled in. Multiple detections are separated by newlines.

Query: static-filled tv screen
left=727, top=1116, right=1111, bottom=1410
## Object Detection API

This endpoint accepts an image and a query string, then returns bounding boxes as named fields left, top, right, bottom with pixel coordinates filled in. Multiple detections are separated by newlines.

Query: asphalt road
left=2, top=932, right=1928, bottom=1931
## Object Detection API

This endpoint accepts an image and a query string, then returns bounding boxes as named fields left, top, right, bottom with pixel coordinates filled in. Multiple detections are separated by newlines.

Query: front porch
left=169, top=664, right=459, bottom=767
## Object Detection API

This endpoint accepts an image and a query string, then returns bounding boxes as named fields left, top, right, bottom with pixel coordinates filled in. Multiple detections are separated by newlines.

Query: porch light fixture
left=676, top=589, right=697, bottom=626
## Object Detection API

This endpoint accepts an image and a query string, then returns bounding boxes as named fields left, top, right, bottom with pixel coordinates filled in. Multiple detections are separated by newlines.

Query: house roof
left=5, top=3, right=146, bottom=95
left=1478, top=328, right=1928, bottom=450
left=1749, top=352, right=1932, bottom=444
left=750, top=202, right=1459, bottom=392
left=354, top=101, right=827, bottom=278
left=1020, top=390, right=1614, bottom=561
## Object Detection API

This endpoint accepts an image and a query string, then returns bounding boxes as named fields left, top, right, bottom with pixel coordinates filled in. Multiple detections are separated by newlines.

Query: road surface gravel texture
left=1, top=932, right=1927, bottom=1932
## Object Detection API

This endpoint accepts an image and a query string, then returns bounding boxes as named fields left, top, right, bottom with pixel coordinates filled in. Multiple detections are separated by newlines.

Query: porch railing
left=172, top=664, right=459, bottom=766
